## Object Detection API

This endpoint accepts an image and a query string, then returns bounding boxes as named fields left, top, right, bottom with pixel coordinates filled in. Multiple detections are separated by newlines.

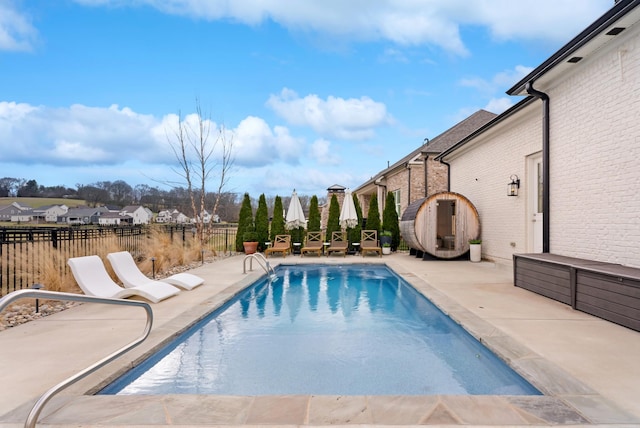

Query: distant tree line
left=0, top=176, right=320, bottom=223
left=0, top=177, right=76, bottom=199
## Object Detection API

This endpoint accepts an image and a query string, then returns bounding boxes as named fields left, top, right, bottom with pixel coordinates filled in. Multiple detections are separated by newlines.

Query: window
left=393, top=189, right=401, bottom=215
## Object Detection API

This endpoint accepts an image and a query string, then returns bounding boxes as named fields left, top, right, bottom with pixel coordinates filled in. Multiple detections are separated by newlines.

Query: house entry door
left=529, top=154, right=543, bottom=253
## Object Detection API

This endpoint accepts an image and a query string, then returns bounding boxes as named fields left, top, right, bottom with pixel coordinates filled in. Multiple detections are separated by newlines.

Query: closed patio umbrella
left=285, top=189, right=306, bottom=230
left=339, top=188, right=358, bottom=229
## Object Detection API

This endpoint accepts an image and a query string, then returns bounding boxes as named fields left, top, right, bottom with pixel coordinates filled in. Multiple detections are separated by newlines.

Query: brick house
left=353, top=110, right=496, bottom=221
left=437, top=0, right=640, bottom=268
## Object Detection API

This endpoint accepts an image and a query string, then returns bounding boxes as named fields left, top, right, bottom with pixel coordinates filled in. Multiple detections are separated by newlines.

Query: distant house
left=10, top=209, right=35, bottom=223
left=120, top=205, right=153, bottom=225
left=32, top=204, right=69, bottom=223
left=156, top=210, right=173, bottom=223
left=5, top=204, right=68, bottom=223
left=104, top=205, right=122, bottom=213
left=195, top=210, right=219, bottom=224
left=98, top=212, right=133, bottom=226
left=61, top=206, right=108, bottom=225
left=0, top=202, right=30, bottom=222
left=157, top=209, right=190, bottom=224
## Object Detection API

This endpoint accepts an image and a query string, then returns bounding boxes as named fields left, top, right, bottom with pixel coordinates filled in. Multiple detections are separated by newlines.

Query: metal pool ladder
left=243, top=252, right=278, bottom=281
left=0, top=289, right=153, bottom=428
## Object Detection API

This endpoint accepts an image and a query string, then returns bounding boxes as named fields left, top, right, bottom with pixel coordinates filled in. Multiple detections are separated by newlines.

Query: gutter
left=508, top=0, right=638, bottom=95
left=526, top=81, right=550, bottom=253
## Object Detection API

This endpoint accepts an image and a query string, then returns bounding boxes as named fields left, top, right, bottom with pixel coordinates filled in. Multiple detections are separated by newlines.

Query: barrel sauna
left=400, top=192, right=480, bottom=259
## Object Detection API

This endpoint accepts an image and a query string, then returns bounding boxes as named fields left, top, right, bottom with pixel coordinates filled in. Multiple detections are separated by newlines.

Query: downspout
left=438, top=159, right=451, bottom=192
left=424, top=156, right=429, bottom=197
left=374, top=177, right=387, bottom=216
left=526, top=81, right=550, bottom=253
left=406, top=162, right=411, bottom=202
left=422, top=138, right=430, bottom=197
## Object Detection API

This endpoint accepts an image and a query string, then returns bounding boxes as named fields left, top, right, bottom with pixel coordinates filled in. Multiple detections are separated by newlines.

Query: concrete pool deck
left=1, top=252, right=640, bottom=427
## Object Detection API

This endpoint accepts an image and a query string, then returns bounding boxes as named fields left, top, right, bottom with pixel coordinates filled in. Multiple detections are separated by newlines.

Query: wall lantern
left=508, top=174, right=520, bottom=197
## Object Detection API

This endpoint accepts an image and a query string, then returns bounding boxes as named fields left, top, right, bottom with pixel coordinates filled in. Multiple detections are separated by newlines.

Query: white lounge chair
left=107, top=251, right=204, bottom=291
left=68, top=255, right=180, bottom=303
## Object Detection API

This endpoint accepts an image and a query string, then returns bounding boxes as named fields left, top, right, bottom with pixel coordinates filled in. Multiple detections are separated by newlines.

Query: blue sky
left=0, top=0, right=613, bottom=198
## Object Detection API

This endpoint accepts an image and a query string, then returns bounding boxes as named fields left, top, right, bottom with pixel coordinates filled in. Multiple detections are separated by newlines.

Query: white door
left=530, top=155, right=543, bottom=253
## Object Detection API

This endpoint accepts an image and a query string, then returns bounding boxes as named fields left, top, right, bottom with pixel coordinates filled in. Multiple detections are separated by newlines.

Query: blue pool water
left=101, top=264, right=540, bottom=396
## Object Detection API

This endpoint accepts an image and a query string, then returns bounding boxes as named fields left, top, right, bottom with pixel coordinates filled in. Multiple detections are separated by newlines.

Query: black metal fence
left=0, top=225, right=238, bottom=297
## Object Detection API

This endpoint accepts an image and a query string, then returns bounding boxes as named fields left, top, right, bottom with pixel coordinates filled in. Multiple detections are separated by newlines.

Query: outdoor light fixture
left=508, top=174, right=520, bottom=197
left=31, top=283, right=43, bottom=313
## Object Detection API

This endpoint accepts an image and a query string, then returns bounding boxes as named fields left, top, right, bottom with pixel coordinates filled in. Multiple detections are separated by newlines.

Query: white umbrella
left=285, top=189, right=306, bottom=230
left=339, top=188, right=358, bottom=229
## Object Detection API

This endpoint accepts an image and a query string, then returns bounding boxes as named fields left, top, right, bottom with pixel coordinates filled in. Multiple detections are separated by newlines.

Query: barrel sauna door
left=435, top=199, right=456, bottom=251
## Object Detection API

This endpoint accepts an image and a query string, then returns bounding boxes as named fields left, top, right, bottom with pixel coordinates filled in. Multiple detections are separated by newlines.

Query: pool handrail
left=0, top=289, right=153, bottom=428
left=243, top=253, right=276, bottom=279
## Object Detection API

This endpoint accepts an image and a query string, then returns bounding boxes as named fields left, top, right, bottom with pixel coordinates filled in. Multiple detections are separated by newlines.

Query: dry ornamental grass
left=1, top=227, right=229, bottom=331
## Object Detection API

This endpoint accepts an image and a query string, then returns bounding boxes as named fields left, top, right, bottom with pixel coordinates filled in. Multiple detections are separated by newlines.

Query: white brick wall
left=547, top=27, right=640, bottom=267
left=446, top=24, right=640, bottom=268
left=446, top=103, right=542, bottom=266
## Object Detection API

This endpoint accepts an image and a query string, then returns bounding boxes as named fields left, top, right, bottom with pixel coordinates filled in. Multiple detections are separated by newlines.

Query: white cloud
left=459, top=65, right=534, bottom=96
left=0, top=2, right=38, bottom=51
left=51, top=140, right=110, bottom=162
left=310, top=138, right=340, bottom=165
left=267, top=88, right=391, bottom=141
left=3, top=1, right=612, bottom=56
left=484, top=97, right=514, bottom=114
left=378, top=48, right=410, bottom=63
left=232, top=116, right=304, bottom=167
left=494, top=65, right=535, bottom=87
left=68, top=0, right=611, bottom=55
left=253, top=164, right=354, bottom=196
left=464, top=1, right=610, bottom=44
left=0, top=101, right=306, bottom=170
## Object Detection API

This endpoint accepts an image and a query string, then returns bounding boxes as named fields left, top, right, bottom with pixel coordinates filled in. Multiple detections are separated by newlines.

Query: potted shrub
left=243, top=231, right=259, bottom=254
left=469, top=239, right=482, bottom=262
left=382, top=242, right=391, bottom=255
left=380, top=230, right=393, bottom=248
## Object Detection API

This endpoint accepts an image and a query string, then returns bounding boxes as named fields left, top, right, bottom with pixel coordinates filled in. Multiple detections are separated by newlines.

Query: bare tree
left=168, top=99, right=235, bottom=246
left=0, top=177, right=21, bottom=197
left=109, top=180, right=134, bottom=205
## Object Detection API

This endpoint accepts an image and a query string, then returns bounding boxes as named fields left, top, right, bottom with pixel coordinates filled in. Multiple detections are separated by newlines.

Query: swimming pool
left=100, top=264, right=540, bottom=396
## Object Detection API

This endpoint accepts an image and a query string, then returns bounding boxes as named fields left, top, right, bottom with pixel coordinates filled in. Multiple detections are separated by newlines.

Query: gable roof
left=101, top=212, right=129, bottom=219
left=0, top=202, right=30, bottom=211
left=508, top=0, right=640, bottom=95
left=121, top=205, right=143, bottom=212
left=327, top=184, right=346, bottom=192
left=421, top=110, right=497, bottom=154
left=354, top=110, right=496, bottom=192
left=65, top=206, right=108, bottom=217
left=436, top=97, right=537, bottom=160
